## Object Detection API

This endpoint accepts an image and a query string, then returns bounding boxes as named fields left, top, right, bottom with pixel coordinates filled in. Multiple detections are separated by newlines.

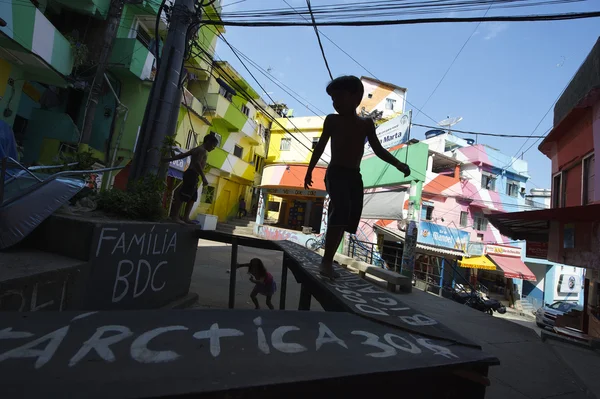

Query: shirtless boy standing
left=304, top=76, right=411, bottom=278
left=163, top=133, right=219, bottom=224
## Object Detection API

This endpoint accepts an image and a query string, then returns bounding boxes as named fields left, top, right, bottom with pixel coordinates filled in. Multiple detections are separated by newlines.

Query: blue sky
left=215, top=0, right=600, bottom=190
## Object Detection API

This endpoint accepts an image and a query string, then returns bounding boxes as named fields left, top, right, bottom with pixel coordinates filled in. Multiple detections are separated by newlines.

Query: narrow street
left=190, top=240, right=600, bottom=399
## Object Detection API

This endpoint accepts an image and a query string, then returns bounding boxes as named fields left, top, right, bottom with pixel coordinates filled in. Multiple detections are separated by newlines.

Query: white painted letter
left=69, top=325, right=133, bottom=367
left=398, top=314, right=437, bottom=326
left=0, top=326, right=69, bottom=369
left=131, top=326, right=188, bottom=363
left=351, top=331, right=396, bottom=358
left=383, top=333, right=421, bottom=354
left=412, top=336, right=458, bottom=359
left=271, top=326, right=307, bottom=354
left=355, top=304, right=389, bottom=316
left=193, top=323, right=244, bottom=357
left=96, top=227, right=119, bottom=257
left=151, top=261, right=167, bottom=292
left=254, top=317, right=270, bottom=354
left=113, top=260, right=134, bottom=303
left=133, top=260, right=152, bottom=298
left=316, top=322, right=347, bottom=351
left=30, top=281, right=56, bottom=311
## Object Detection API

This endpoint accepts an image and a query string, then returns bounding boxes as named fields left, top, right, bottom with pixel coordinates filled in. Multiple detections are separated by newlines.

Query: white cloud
left=483, top=23, right=508, bottom=40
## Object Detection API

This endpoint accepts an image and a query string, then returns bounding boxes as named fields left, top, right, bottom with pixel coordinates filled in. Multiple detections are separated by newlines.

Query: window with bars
left=186, top=130, right=198, bottom=149
left=280, top=138, right=291, bottom=151
left=460, top=211, right=468, bottom=227
left=421, top=201, right=434, bottom=221
left=473, top=215, right=488, bottom=231
left=241, top=105, right=250, bottom=116
left=201, top=186, right=215, bottom=204
left=385, top=98, right=396, bottom=110
left=481, top=173, right=496, bottom=191
left=506, top=180, right=519, bottom=197
left=218, top=85, right=233, bottom=101
left=233, top=145, right=243, bottom=158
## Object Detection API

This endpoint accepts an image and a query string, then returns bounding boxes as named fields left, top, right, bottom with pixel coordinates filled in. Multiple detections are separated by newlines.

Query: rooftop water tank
left=425, top=129, right=446, bottom=139
left=465, top=138, right=475, bottom=145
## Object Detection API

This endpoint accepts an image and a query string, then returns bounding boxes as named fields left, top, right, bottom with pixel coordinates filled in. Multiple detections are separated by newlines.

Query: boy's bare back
left=325, top=114, right=374, bottom=170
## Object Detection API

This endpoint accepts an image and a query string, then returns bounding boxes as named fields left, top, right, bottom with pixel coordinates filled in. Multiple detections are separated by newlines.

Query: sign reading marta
left=364, top=113, right=410, bottom=157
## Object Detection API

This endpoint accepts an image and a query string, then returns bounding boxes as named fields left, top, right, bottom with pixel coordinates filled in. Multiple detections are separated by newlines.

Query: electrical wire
left=306, top=0, right=334, bottom=81
left=411, top=123, right=548, bottom=138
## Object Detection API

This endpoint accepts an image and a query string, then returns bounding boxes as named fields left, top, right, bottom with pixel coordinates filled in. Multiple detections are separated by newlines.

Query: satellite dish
left=438, top=116, right=463, bottom=129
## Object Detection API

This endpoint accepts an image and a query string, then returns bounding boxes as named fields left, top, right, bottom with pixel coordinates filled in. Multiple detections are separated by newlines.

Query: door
left=216, top=189, right=231, bottom=222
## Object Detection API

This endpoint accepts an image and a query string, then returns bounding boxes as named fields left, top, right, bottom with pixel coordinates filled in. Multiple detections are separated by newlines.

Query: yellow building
left=259, top=115, right=328, bottom=232
left=170, top=61, right=276, bottom=223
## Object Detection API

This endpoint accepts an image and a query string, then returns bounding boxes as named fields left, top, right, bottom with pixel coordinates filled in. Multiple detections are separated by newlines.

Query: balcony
left=0, top=2, right=74, bottom=84
left=109, top=38, right=156, bottom=81
left=205, top=93, right=248, bottom=132
left=182, top=89, right=204, bottom=117
left=207, top=147, right=254, bottom=182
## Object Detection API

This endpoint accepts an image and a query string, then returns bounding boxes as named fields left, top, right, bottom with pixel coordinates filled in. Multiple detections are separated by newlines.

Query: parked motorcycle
left=443, top=286, right=507, bottom=315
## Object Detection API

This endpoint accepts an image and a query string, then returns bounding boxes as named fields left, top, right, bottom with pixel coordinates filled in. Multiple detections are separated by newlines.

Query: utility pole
left=399, top=180, right=422, bottom=292
left=80, top=0, right=141, bottom=144
left=128, top=0, right=197, bottom=184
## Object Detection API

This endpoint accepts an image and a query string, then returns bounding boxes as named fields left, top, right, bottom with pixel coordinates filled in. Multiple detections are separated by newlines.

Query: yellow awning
left=459, top=256, right=497, bottom=271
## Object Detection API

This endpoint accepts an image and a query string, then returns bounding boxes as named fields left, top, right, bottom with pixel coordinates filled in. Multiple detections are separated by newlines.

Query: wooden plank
left=0, top=310, right=497, bottom=399
left=274, top=241, right=478, bottom=348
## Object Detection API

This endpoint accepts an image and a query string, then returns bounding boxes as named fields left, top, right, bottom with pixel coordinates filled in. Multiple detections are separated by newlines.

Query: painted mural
left=256, top=225, right=312, bottom=247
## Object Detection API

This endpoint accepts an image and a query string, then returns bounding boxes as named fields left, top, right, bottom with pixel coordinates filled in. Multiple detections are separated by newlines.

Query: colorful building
left=489, top=37, right=600, bottom=337
left=258, top=115, right=328, bottom=236
left=359, top=76, right=407, bottom=121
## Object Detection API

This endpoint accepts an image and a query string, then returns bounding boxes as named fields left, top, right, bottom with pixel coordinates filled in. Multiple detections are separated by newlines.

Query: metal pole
left=299, top=284, right=311, bottom=311
left=228, top=238, right=238, bottom=309
left=0, top=157, right=7, bottom=205
left=129, top=0, right=196, bottom=182
left=280, top=256, right=288, bottom=310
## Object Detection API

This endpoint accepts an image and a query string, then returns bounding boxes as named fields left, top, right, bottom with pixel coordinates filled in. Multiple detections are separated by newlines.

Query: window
left=268, top=201, right=280, bottom=212
left=460, top=211, right=468, bottom=227
left=385, top=98, right=396, bottom=110
left=583, top=154, right=595, bottom=205
left=253, top=155, right=264, bottom=172
left=477, top=233, right=484, bottom=241
left=552, top=173, right=562, bottom=208
left=233, top=145, right=243, bottom=158
left=481, top=173, right=496, bottom=191
left=506, top=180, right=519, bottom=197
left=186, top=130, right=198, bottom=149
left=209, top=131, right=222, bottom=147
left=218, top=85, right=233, bottom=101
left=201, top=186, right=215, bottom=204
left=241, top=104, right=250, bottom=117
left=421, top=201, right=434, bottom=221
left=367, top=93, right=373, bottom=99
left=474, top=215, right=488, bottom=231
left=312, top=137, right=319, bottom=149
left=280, top=138, right=291, bottom=151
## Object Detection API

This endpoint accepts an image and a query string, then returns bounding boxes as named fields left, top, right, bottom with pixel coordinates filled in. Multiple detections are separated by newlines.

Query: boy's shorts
left=325, top=165, right=364, bottom=234
left=180, top=169, right=200, bottom=202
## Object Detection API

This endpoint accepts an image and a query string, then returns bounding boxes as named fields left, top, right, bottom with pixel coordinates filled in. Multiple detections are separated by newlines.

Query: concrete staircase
left=215, top=216, right=257, bottom=237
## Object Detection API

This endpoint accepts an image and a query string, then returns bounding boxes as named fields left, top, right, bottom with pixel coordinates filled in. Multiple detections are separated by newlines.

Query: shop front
left=255, top=164, right=328, bottom=241
left=459, top=244, right=536, bottom=308
left=373, top=220, right=470, bottom=295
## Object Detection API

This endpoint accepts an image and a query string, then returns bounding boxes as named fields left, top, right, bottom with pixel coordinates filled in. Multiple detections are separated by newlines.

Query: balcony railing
left=182, top=89, right=204, bottom=117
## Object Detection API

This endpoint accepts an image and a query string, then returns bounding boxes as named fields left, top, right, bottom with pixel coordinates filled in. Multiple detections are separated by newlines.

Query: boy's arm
left=366, top=120, right=411, bottom=177
left=304, top=115, right=333, bottom=189
left=163, top=148, right=193, bottom=162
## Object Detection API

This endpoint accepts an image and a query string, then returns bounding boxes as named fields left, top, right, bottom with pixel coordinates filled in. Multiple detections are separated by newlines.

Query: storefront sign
left=484, top=244, right=521, bottom=257
left=557, top=273, right=581, bottom=295
left=525, top=242, right=548, bottom=260
left=169, top=147, right=190, bottom=172
left=418, top=221, right=470, bottom=251
left=467, top=242, right=484, bottom=256
left=364, top=113, right=410, bottom=156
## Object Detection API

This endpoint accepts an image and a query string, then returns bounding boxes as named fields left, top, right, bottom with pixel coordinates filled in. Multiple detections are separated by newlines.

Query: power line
left=306, top=0, right=333, bottom=80
left=412, top=123, right=547, bottom=138
left=206, top=11, right=600, bottom=27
